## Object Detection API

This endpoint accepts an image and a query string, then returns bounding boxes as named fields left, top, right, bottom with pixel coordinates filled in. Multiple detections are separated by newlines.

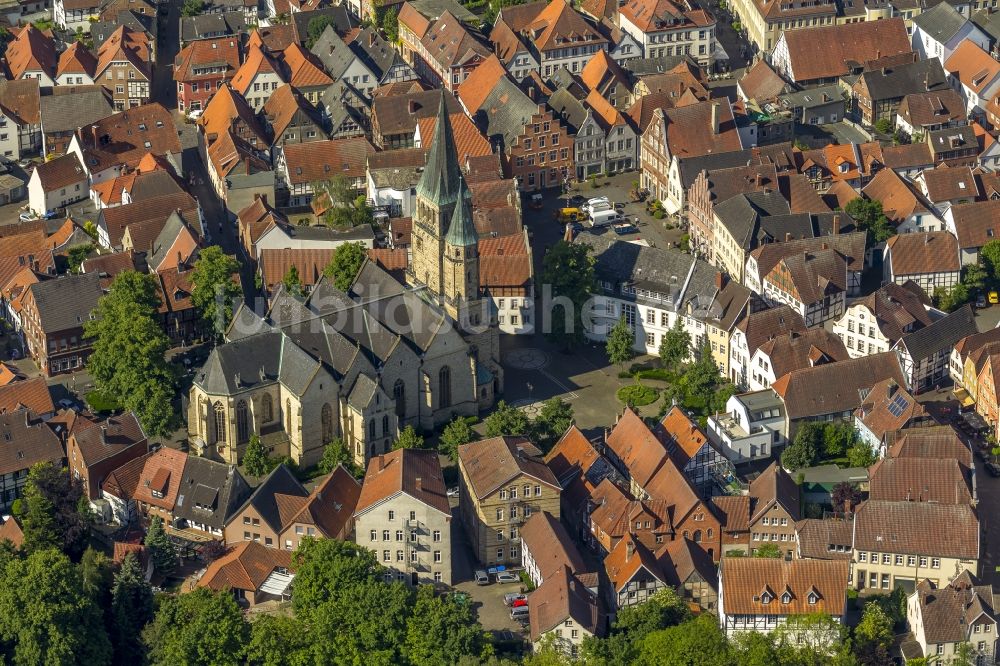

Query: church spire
left=416, top=91, right=464, bottom=206
left=445, top=178, right=476, bottom=247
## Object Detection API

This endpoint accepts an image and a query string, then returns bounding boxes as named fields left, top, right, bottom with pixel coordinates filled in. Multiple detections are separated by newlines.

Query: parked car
left=504, top=593, right=527, bottom=606
left=474, top=570, right=490, bottom=585
left=991, top=291, right=999, bottom=305
left=18, top=212, right=34, bottom=222
left=613, top=222, right=639, bottom=235
left=447, top=487, right=459, bottom=498
left=57, top=398, right=78, bottom=411
left=986, top=462, right=1000, bottom=477
left=496, top=571, right=519, bottom=584
left=510, top=606, right=530, bottom=621
left=43, top=210, right=58, bottom=220
left=511, top=598, right=528, bottom=608
left=977, top=293, right=987, bottom=308
left=529, top=193, right=543, bottom=210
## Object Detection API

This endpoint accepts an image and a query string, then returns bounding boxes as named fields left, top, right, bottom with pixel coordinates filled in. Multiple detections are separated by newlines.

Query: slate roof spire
left=417, top=90, right=464, bottom=206
left=445, top=177, right=476, bottom=247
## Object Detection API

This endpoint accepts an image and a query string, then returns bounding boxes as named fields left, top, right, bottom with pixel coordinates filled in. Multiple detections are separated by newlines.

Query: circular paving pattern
left=504, top=348, right=549, bottom=370
left=510, top=400, right=544, bottom=419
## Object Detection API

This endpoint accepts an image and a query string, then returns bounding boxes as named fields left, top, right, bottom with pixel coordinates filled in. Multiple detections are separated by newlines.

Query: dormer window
left=761, top=592, right=772, bottom=604
left=781, top=592, right=791, bottom=604
left=808, top=592, right=818, bottom=604
left=838, top=162, right=849, bottom=173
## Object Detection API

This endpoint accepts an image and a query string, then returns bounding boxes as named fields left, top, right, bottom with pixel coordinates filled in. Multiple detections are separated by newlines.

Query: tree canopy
left=439, top=416, right=475, bottom=463
left=21, top=462, right=91, bottom=559
left=323, top=241, right=368, bottom=291
left=658, top=319, right=691, bottom=368
left=540, top=241, right=595, bottom=349
left=484, top=400, right=530, bottom=438
left=86, top=271, right=176, bottom=436
left=605, top=317, right=634, bottom=369
left=845, top=198, right=894, bottom=244
left=143, top=587, right=249, bottom=666
left=191, top=246, right=242, bottom=336
left=393, top=425, right=425, bottom=450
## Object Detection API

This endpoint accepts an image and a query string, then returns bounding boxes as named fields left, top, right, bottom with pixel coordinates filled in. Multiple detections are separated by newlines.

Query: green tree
left=143, top=587, right=249, bottom=666
left=323, top=241, right=367, bottom=291
left=86, top=271, right=176, bottom=436
left=380, top=7, right=399, bottom=42
left=874, top=117, right=893, bottom=135
left=282, top=266, right=303, bottom=297
left=484, top=400, right=530, bottom=437
left=847, top=440, right=877, bottom=468
left=658, top=319, right=691, bottom=368
left=66, top=243, right=94, bottom=272
left=822, top=422, right=856, bottom=459
left=782, top=424, right=821, bottom=470
left=318, top=438, right=358, bottom=476
left=291, top=538, right=381, bottom=617
left=605, top=317, right=634, bottom=370
left=855, top=601, right=893, bottom=665
left=753, top=543, right=782, bottom=558
left=963, top=262, right=988, bottom=294
left=585, top=588, right=692, bottom=665
left=439, top=416, right=474, bottom=463
left=540, top=241, right=595, bottom=349
left=678, top=346, right=723, bottom=411
left=393, top=424, right=425, bottom=450
left=933, top=283, right=970, bottom=312
left=21, top=462, right=91, bottom=558
left=981, top=239, right=1000, bottom=283
left=311, top=578, right=414, bottom=664
left=0, top=548, right=112, bottom=665
left=83, top=219, right=99, bottom=239
left=532, top=397, right=574, bottom=449
left=639, top=614, right=730, bottom=666
left=305, top=15, right=335, bottom=48
left=316, top=174, right=373, bottom=229
left=246, top=614, right=315, bottom=665
left=181, top=0, right=204, bottom=15
left=144, top=516, right=176, bottom=577
left=191, top=246, right=242, bottom=335
left=405, top=585, right=490, bottom=665
left=243, top=433, right=270, bottom=477
left=846, top=197, right=894, bottom=244
left=111, top=551, right=154, bottom=666
left=771, top=613, right=849, bottom=659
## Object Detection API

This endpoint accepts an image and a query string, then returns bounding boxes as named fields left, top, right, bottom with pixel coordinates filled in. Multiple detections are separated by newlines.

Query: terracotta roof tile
left=282, top=137, right=374, bottom=186
left=56, top=42, right=97, bottom=78
left=869, top=457, right=971, bottom=504
left=230, top=44, right=285, bottom=96
left=355, top=448, right=451, bottom=516
left=522, top=510, right=591, bottom=581
left=0, top=79, right=41, bottom=126
left=0, top=409, right=63, bottom=476
left=79, top=103, right=182, bottom=174
left=856, top=378, right=927, bottom=441
left=457, top=436, right=558, bottom=500
left=755, top=328, right=850, bottom=379
left=6, top=25, right=57, bottom=80
left=528, top=566, right=602, bottom=641
left=861, top=168, right=932, bottom=226
left=0, top=516, right=24, bottom=548
left=945, top=40, right=1000, bottom=95
left=415, top=112, right=491, bottom=161
left=885, top=231, right=960, bottom=276
left=259, top=247, right=336, bottom=290
left=132, top=448, right=187, bottom=510
left=199, top=541, right=293, bottom=593
left=479, top=233, right=531, bottom=288
left=456, top=54, right=508, bottom=115
left=0, top=377, right=54, bottom=415
left=605, top=408, right=669, bottom=488
left=778, top=18, right=910, bottom=82
left=854, top=499, right=978, bottom=558
left=720, top=558, right=849, bottom=616
left=795, top=517, right=853, bottom=560
left=739, top=59, right=788, bottom=102
left=949, top=200, right=1000, bottom=250
left=282, top=42, right=334, bottom=88
left=604, top=533, right=663, bottom=593
left=662, top=100, right=743, bottom=159
left=173, top=36, right=241, bottom=83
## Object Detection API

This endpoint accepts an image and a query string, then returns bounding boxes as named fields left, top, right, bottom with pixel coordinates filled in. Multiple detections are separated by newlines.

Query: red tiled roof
left=779, top=18, right=910, bottom=82
left=479, top=233, right=531, bottom=288
left=199, top=541, right=293, bottom=593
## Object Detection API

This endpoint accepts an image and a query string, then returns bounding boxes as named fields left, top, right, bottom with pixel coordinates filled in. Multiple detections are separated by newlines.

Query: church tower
left=407, top=92, right=465, bottom=300
left=407, top=91, right=503, bottom=404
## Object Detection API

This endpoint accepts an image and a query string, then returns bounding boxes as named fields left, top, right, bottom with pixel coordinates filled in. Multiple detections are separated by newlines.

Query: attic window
left=989, top=229, right=995, bottom=238
left=838, top=163, right=849, bottom=173
left=808, top=592, right=818, bottom=604
left=144, top=141, right=151, bottom=148
left=138, top=123, right=147, bottom=131
left=296, top=167, right=302, bottom=175
left=760, top=592, right=772, bottom=604
left=155, top=121, right=164, bottom=128
left=781, top=592, right=791, bottom=604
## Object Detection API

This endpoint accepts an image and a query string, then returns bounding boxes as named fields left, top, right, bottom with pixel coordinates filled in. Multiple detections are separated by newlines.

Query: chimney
left=833, top=214, right=841, bottom=234
left=755, top=172, right=762, bottom=187
left=821, top=242, right=828, bottom=250
left=415, top=477, right=422, bottom=492
left=711, top=103, right=719, bottom=135
left=528, top=86, right=536, bottom=102
left=785, top=232, right=792, bottom=242
left=369, top=31, right=376, bottom=47
left=408, top=99, right=418, bottom=114
left=91, top=124, right=98, bottom=147
left=715, top=271, right=724, bottom=289
left=626, top=539, right=635, bottom=561
left=924, top=72, right=930, bottom=91
left=376, top=455, right=384, bottom=471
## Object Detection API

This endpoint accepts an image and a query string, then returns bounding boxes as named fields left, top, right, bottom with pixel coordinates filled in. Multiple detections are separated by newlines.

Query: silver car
left=496, top=571, right=519, bottom=584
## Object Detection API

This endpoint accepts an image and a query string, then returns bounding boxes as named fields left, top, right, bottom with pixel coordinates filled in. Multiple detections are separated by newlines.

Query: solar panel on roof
left=887, top=393, right=909, bottom=418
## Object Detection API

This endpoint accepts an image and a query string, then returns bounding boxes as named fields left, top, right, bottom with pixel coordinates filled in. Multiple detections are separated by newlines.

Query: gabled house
left=528, top=566, right=603, bottom=658
left=718, top=558, right=849, bottom=639
left=859, top=168, right=938, bottom=234
left=263, top=84, right=327, bottom=153
left=945, top=199, right=1000, bottom=265
left=883, top=231, right=961, bottom=294
left=520, top=509, right=594, bottom=589
left=55, top=0, right=102, bottom=31
left=230, top=44, right=287, bottom=110
left=952, top=327, right=1000, bottom=394
left=198, top=541, right=295, bottom=606
left=56, top=42, right=97, bottom=86
left=658, top=406, right=731, bottom=495
left=198, top=83, right=271, bottom=150
left=94, top=25, right=153, bottom=110
left=832, top=282, right=936, bottom=360
left=944, top=40, right=1000, bottom=119
left=38, top=87, right=113, bottom=157
left=401, top=7, right=488, bottom=91
left=0, top=79, right=42, bottom=161
left=746, top=328, right=848, bottom=391
left=912, top=2, right=989, bottom=67
left=458, top=436, right=562, bottom=568
left=279, top=136, right=374, bottom=208
left=604, top=533, right=668, bottom=609
left=0, top=408, right=65, bottom=513
left=580, top=50, right=633, bottom=112
left=67, top=412, right=147, bottom=502
left=852, top=500, right=978, bottom=591
left=618, top=0, right=716, bottom=69
left=355, top=448, right=454, bottom=586
left=707, top=389, right=788, bottom=464
left=851, top=58, right=950, bottom=128
left=205, top=130, right=274, bottom=217
left=173, top=36, right=242, bottom=114
left=310, top=25, right=378, bottom=98
left=27, top=153, right=87, bottom=216
left=19, top=272, right=103, bottom=376
left=281, top=43, right=334, bottom=105
left=457, top=56, right=573, bottom=191
left=347, top=27, right=417, bottom=89
left=494, top=0, right=608, bottom=78
left=907, top=572, right=999, bottom=664
left=5, top=25, right=57, bottom=87
left=895, top=89, right=967, bottom=139
left=914, top=165, right=979, bottom=218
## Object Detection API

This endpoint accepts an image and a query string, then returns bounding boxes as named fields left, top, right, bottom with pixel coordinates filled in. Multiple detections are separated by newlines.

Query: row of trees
left=781, top=422, right=877, bottom=471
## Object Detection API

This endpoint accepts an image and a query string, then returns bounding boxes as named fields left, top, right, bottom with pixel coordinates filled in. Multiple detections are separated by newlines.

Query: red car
left=512, top=599, right=528, bottom=608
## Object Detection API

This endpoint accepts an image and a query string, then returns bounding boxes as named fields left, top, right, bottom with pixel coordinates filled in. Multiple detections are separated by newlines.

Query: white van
left=510, top=606, right=530, bottom=620
left=585, top=200, right=613, bottom=216
left=589, top=209, right=627, bottom=227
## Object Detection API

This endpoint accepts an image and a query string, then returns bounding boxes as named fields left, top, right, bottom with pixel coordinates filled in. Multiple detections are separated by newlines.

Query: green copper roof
left=416, top=91, right=464, bottom=206
left=445, top=178, right=476, bottom=247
